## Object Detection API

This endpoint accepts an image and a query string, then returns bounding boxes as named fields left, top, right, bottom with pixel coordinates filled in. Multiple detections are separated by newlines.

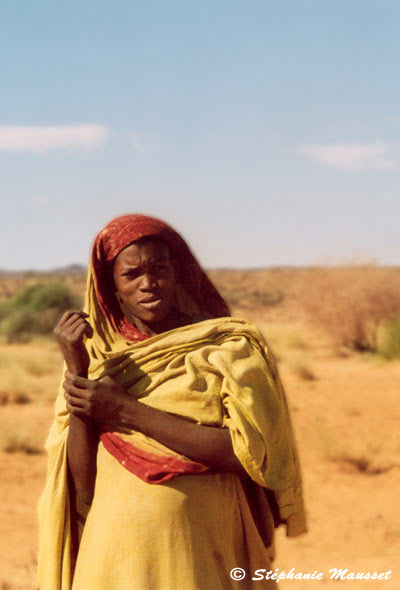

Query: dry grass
left=0, top=402, right=53, bottom=456
left=208, top=268, right=284, bottom=310
left=0, top=427, right=43, bottom=455
left=261, top=322, right=309, bottom=351
left=0, top=338, right=62, bottom=402
left=299, top=265, right=400, bottom=352
left=313, top=418, right=380, bottom=473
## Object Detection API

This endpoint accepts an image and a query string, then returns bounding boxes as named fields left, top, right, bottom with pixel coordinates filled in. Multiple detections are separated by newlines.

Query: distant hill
left=0, top=264, right=87, bottom=278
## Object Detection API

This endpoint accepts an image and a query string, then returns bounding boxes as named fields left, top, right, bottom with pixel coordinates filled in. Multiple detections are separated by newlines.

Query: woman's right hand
left=54, top=311, right=93, bottom=376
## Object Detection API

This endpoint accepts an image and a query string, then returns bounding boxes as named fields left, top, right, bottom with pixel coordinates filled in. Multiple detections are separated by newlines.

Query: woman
left=38, top=214, right=306, bottom=590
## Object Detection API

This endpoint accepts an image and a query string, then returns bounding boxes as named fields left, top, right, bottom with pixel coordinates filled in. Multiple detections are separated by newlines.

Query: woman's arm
left=54, top=311, right=99, bottom=504
left=63, top=373, right=248, bottom=478
left=67, top=414, right=98, bottom=505
left=120, top=396, right=247, bottom=476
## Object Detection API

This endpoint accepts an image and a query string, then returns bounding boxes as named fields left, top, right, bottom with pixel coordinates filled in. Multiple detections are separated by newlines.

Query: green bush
left=0, top=308, right=34, bottom=342
left=11, top=281, right=76, bottom=311
left=379, top=315, right=400, bottom=359
left=0, top=280, right=80, bottom=342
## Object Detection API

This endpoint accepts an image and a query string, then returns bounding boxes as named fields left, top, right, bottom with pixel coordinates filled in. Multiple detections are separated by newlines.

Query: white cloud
left=0, top=125, right=109, bottom=152
left=299, top=142, right=397, bottom=171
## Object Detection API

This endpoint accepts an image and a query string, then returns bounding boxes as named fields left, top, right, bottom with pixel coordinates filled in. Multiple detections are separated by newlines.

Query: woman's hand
left=54, top=311, right=93, bottom=376
left=63, top=371, right=128, bottom=424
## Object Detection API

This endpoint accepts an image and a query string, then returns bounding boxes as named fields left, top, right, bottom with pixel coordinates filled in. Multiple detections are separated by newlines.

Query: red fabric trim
left=101, top=432, right=208, bottom=483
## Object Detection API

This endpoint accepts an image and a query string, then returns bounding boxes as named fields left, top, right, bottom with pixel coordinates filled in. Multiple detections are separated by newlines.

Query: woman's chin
left=129, top=307, right=173, bottom=332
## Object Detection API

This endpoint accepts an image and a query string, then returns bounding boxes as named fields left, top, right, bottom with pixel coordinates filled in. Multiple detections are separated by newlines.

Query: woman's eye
left=122, top=271, right=140, bottom=280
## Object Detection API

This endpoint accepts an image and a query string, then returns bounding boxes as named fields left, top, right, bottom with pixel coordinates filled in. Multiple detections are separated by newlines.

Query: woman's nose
left=140, top=273, right=156, bottom=290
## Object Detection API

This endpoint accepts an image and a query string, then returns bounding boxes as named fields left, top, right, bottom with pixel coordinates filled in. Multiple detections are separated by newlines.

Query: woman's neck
left=130, top=308, right=192, bottom=337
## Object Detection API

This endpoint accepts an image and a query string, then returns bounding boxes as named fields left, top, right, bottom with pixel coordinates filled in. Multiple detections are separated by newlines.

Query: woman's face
left=113, top=238, right=177, bottom=330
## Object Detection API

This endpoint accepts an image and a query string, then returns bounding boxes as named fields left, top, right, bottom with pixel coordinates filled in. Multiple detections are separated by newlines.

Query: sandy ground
left=1, top=277, right=400, bottom=589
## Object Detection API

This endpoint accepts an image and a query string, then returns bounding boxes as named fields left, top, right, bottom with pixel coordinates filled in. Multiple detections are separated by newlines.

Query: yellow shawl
left=37, top=274, right=306, bottom=590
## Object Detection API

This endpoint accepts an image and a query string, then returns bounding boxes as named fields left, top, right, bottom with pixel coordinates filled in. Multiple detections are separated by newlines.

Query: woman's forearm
left=65, top=363, right=98, bottom=505
left=116, top=397, right=248, bottom=477
left=67, top=415, right=98, bottom=505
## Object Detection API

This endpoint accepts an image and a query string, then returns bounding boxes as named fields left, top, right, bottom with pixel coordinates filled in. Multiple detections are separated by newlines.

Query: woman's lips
left=138, top=298, right=163, bottom=310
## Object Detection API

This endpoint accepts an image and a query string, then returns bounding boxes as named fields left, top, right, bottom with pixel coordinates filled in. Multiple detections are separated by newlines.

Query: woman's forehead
left=115, top=238, right=172, bottom=266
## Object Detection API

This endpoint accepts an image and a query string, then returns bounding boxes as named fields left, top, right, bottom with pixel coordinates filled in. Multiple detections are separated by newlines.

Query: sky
left=1, top=0, right=399, bottom=270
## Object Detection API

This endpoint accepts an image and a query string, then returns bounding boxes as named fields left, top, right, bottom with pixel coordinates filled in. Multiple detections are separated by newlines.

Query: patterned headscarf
left=91, top=214, right=230, bottom=341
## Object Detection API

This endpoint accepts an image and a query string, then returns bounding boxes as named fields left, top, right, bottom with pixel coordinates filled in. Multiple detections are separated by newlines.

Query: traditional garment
left=38, top=215, right=306, bottom=590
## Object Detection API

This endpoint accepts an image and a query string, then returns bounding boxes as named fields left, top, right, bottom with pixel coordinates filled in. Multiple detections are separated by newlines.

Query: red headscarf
left=91, top=214, right=230, bottom=341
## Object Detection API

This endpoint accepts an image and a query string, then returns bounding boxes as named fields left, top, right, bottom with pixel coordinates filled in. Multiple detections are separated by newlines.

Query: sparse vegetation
left=0, top=392, right=32, bottom=405
left=301, top=266, right=400, bottom=353
left=0, top=428, right=43, bottom=455
left=0, top=280, right=80, bottom=342
left=0, top=339, right=62, bottom=403
left=223, top=286, right=283, bottom=308
left=209, top=269, right=284, bottom=310
left=264, top=324, right=309, bottom=352
left=290, top=362, right=316, bottom=381
left=378, top=314, right=400, bottom=359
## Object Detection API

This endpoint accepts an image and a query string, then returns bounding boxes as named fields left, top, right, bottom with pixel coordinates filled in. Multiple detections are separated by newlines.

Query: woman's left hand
left=63, top=371, right=128, bottom=424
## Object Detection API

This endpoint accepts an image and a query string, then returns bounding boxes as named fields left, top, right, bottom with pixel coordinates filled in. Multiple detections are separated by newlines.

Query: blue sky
left=1, top=0, right=399, bottom=269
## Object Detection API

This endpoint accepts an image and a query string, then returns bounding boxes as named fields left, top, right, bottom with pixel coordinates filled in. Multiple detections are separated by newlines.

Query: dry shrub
left=302, top=266, right=400, bottom=352
left=12, top=392, right=32, bottom=404
left=208, top=269, right=284, bottom=310
left=0, top=392, right=31, bottom=405
left=0, top=428, right=42, bottom=455
left=330, top=453, right=400, bottom=475
left=290, top=363, right=316, bottom=381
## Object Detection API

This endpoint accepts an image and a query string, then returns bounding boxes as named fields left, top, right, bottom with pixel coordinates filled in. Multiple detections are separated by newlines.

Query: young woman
left=38, top=214, right=305, bottom=590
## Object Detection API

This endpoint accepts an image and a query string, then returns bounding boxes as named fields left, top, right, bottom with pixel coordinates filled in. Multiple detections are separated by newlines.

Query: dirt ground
left=1, top=269, right=399, bottom=589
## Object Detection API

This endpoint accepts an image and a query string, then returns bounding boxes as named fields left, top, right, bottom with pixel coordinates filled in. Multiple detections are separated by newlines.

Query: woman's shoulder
left=187, top=315, right=267, bottom=350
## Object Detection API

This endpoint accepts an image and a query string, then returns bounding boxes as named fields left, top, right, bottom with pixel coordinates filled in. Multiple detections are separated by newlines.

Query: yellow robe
left=38, top=314, right=306, bottom=590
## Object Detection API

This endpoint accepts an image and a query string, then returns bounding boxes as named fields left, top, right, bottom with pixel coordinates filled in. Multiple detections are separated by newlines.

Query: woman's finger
left=62, top=313, right=81, bottom=328
left=64, top=391, right=88, bottom=409
left=70, top=321, right=91, bottom=339
left=66, top=402, right=90, bottom=416
left=69, top=318, right=93, bottom=339
left=63, top=316, right=90, bottom=334
left=58, top=310, right=88, bottom=327
left=65, top=371, right=93, bottom=387
left=55, top=315, right=89, bottom=340
left=63, top=380, right=90, bottom=397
